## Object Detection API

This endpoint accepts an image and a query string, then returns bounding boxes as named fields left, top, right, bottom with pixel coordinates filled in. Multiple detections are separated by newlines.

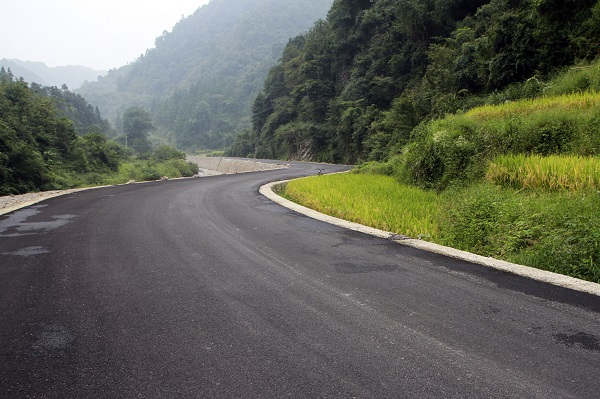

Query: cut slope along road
left=1, top=161, right=599, bottom=398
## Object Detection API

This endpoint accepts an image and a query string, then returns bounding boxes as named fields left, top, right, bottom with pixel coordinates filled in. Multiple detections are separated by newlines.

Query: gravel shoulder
left=0, top=188, right=100, bottom=216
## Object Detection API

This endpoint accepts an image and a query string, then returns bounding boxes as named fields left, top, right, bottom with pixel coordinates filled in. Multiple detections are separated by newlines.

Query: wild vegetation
left=399, top=90, right=600, bottom=191
left=30, top=82, right=113, bottom=136
left=229, top=0, right=600, bottom=162
left=237, top=0, right=600, bottom=282
left=0, top=68, right=198, bottom=195
left=283, top=62, right=600, bottom=282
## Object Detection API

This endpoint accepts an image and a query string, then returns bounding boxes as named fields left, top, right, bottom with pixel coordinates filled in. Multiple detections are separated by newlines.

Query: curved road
left=1, top=162, right=599, bottom=398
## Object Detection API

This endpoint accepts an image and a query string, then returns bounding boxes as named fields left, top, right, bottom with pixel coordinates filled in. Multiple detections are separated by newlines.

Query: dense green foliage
left=440, top=183, right=600, bottom=282
left=399, top=90, right=600, bottom=190
left=0, top=69, right=197, bottom=194
left=30, top=83, right=112, bottom=136
left=353, top=63, right=600, bottom=191
left=0, top=68, right=119, bottom=194
left=78, top=0, right=333, bottom=151
left=282, top=59, right=600, bottom=283
left=230, top=0, right=600, bottom=162
left=1, top=69, right=74, bottom=193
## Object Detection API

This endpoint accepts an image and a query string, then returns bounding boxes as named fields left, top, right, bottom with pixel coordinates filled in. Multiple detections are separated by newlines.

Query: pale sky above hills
left=0, top=0, right=211, bottom=71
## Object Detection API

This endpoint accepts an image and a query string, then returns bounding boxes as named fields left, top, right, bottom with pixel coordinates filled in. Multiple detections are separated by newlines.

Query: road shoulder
left=260, top=179, right=600, bottom=297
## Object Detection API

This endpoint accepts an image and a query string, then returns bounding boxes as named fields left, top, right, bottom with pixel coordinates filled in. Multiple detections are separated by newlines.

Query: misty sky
left=0, top=0, right=211, bottom=71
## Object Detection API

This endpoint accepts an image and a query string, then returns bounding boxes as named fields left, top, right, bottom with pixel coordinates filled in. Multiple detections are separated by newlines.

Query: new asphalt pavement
left=1, top=161, right=599, bottom=398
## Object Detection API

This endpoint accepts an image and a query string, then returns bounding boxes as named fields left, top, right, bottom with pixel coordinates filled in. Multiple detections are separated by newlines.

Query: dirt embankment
left=188, top=156, right=288, bottom=175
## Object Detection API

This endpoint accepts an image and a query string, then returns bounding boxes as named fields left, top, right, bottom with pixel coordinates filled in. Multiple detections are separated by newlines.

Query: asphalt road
left=1, top=162, right=599, bottom=398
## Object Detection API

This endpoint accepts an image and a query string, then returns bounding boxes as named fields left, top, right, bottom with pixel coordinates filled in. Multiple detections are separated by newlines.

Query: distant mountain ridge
left=0, top=59, right=105, bottom=89
left=77, top=0, right=333, bottom=150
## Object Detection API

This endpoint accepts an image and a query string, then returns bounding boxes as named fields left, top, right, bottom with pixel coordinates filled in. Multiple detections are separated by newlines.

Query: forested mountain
left=229, top=0, right=600, bottom=162
left=30, top=83, right=113, bottom=136
left=0, top=68, right=120, bottom=194
left=0, top=59, right=105, bottom=90
left=78, top=0, right=333, bottom=150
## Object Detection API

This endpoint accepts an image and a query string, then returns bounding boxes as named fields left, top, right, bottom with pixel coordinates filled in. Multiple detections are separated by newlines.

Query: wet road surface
left=1, top=162, right=599, bottom=398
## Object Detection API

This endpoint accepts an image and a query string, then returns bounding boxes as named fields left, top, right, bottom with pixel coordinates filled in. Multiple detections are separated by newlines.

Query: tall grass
left=401, top=91, right=600, bottom=190
left=282, top=173, right=600, bottom=282
left=467, top=92, right=600, bottom=120
left=439, top=184, right=600, bottom=282
left=283, top=174, right=440, bottom=240
left=544, top=61, right=600, bottom=96
left=487, top=154, right=600, bottom=192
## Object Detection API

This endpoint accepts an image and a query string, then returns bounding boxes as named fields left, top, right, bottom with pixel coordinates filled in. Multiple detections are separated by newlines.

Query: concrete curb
left=260, top=179, right=600, bottom=297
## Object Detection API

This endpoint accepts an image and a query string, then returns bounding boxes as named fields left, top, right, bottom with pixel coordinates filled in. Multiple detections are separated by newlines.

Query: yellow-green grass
left=283, top=173, right=440, bottom=240
left=282, top=173, right=600, bottom=283
left=466, top=91, right=600, bottom=120
left=487, top=154, right=600, bottom=192
left=423, top=92, right=600, bottom=150
left=403, top=90, right=600, bottom=190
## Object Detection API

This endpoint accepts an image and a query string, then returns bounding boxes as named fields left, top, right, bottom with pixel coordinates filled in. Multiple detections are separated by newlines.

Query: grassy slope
left=283, top=82, right=600, bottom=283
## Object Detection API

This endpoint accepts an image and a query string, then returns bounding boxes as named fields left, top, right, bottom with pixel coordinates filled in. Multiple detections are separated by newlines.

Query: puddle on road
left=0, top=206, right=45, bottom=233
left=554, top=331, right=600, bottom=351
left=26, top=324, right=75, bottom=357
left=2, top=246, right=50, bottom=257
left=14, top=214, right=76, bottom=233
left=0, top=205, right=76, bottom=237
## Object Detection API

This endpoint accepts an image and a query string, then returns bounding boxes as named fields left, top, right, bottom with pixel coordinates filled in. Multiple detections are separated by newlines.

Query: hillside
left=281, top=62, right=600, bottom=282
left=0, top=59, right=105, bottom=89
left=229, top=0, right=600, bottom=162
left=78, top=0, right=333, bottom=149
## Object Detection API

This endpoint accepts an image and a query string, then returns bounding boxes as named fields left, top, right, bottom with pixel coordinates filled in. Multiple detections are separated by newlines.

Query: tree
left=0, top=71, right=77, bottom=193
left=122, top=107, right=154, bottom=154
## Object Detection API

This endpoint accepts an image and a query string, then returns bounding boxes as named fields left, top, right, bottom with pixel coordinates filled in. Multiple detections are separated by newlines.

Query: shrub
left=439, top=184, right=600, bottom=282
left=155, top=159, right=199, bottom=177
left=152, top=145, right=186, bottom=162
left=402, top=92, right=600, bottom=189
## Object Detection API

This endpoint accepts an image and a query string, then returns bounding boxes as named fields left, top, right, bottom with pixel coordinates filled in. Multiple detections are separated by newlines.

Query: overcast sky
left=0, top=0, right=211, bottom=71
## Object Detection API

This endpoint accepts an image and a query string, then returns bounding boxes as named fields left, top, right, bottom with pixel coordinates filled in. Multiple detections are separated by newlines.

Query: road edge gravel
left=0, top=186, right=111, bottom=216
left=260, top=179, right=600, bottom=297
left=0, top=158, right=288, bottom=216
